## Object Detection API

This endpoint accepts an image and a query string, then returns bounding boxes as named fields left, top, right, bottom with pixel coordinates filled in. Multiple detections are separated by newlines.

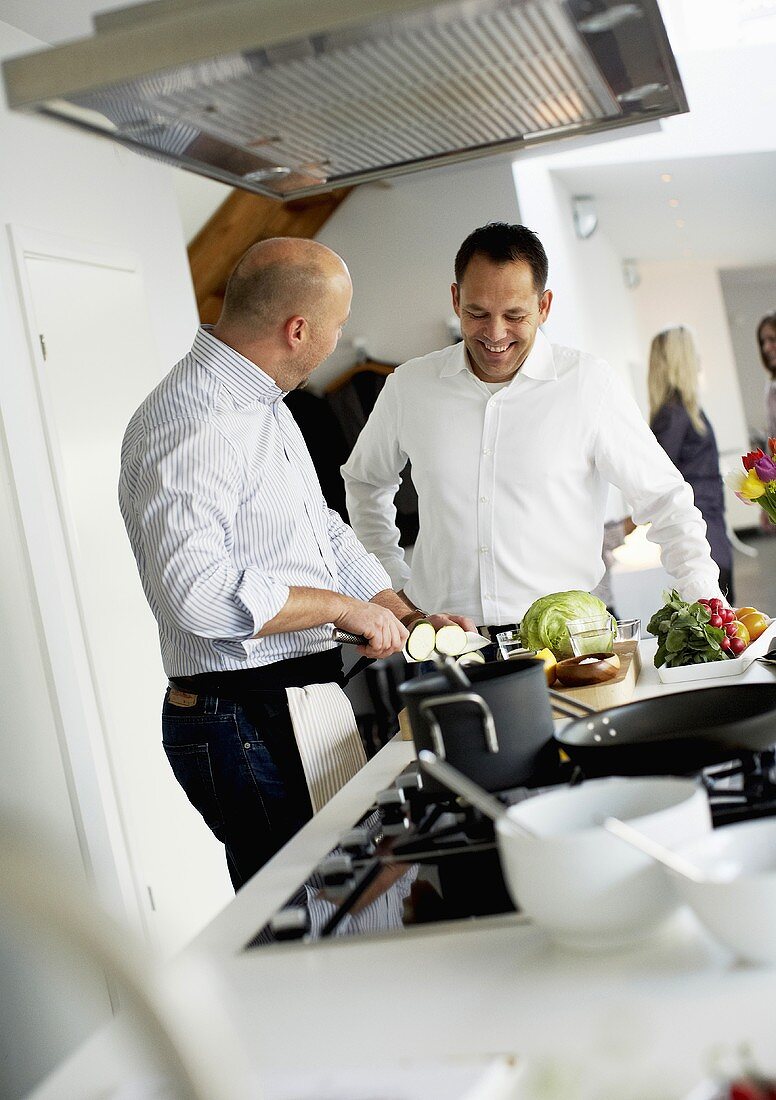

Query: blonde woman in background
left=757, top=311, right=776, bottom=440
left=649, top=326, right=734, bottom=601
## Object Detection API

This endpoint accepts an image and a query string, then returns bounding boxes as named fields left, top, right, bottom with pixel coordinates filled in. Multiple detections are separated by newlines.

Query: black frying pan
left=552, top=682, right=776, bottom=777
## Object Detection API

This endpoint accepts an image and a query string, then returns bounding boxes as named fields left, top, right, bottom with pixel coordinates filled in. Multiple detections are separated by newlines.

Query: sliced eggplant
left=457, top=650, right=486, bottom=666
left=434, top=622, right=467, bottom=657
left=405, top=619, right=437, bottom=661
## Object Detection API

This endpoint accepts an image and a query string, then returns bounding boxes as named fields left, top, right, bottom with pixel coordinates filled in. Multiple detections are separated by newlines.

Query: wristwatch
left=400, top=608, right=428, bottom=627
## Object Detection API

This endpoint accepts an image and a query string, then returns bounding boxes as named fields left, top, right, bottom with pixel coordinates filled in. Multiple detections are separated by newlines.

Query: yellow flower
left=739, top=468, right=767, bottom=500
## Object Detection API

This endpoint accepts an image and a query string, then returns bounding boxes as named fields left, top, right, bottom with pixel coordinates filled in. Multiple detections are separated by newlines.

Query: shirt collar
left=440, top=327, right=557, bottom=383
left=192, top=325, right=284, bottom=406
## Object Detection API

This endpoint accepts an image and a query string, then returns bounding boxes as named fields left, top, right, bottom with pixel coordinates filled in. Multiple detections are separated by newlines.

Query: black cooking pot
left=553, top=682, right=776, bottom=777
left=398, top=657, right=556, bottom=792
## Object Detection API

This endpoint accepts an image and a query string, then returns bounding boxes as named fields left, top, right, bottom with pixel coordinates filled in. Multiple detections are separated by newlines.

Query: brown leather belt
left=168, top=647, right=344, bottom=699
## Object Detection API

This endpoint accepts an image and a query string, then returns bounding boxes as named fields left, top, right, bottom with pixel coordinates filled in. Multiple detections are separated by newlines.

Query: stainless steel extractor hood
left=2, top=0, right=688, bottom=200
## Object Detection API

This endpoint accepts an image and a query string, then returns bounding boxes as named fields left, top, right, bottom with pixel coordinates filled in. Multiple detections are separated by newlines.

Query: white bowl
left=496, top=777, right=711, bottom=950
left=669, top=818, right=776, bottom=965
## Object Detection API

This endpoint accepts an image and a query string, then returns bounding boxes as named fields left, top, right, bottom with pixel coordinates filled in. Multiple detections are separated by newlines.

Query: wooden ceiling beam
left=187, top=186, right=353, bottom=321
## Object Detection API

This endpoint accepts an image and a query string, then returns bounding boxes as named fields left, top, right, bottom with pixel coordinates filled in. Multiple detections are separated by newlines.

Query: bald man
left=119, top=238, right=415, bottom=889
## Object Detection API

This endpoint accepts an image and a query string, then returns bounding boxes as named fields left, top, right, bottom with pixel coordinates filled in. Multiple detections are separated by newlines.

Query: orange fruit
left=735, top=606, right=760, bottom=619
left=738, top=610, right=769, bottom=642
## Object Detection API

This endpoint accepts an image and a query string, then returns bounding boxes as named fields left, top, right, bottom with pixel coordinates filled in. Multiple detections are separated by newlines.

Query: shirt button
left=482, top=448, right=492, bottom=456
left=483, top=593, right=492, bottom=599
left=480, top=546, right=489, bottom=554
left=480, top=496, right=488, bottom=503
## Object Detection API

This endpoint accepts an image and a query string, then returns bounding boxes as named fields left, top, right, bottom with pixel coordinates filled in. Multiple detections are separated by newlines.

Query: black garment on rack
left=326, top=368, right=419, bottom=547
left=284, top=388, right=351, bottom=522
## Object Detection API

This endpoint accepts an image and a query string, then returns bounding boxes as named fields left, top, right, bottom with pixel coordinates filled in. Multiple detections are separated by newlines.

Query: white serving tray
left=657, top=618, right=776, bottom=683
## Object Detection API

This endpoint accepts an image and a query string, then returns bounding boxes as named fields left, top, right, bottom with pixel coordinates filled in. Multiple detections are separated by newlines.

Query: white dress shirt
left=119, top=327, right=390, bottom=675
left=342, top=331, right=722, bottom=623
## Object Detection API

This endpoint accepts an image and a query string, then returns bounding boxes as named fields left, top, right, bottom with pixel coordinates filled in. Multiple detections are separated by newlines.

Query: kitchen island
left=32, top=642, right=776, bottom=1099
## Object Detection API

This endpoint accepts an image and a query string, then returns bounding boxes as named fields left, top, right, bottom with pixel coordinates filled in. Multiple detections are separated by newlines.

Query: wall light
left=571, top=194, right=598, bottom=240
left=622, top=258, right=641, bottom=290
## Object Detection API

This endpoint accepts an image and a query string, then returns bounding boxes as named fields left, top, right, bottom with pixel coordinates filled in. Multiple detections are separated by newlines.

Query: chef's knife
left=332, top=628, right=369, bottom=646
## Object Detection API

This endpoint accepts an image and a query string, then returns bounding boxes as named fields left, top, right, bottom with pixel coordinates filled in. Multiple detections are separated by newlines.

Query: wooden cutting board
left=551, top=642, right=641, bottom=716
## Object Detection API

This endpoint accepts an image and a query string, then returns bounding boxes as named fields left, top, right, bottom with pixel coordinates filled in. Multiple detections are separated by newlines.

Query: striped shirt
left=118, top=327, right=390, bottom=676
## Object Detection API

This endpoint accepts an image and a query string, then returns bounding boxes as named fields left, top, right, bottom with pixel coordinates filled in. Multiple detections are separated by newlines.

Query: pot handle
left=547, top=688, right=597, bottom=718
left=418, top=692, right=499, bottom=759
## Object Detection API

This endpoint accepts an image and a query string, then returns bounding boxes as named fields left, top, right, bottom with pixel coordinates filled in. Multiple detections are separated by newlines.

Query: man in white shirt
left=120, top=237, right=423, bottom=889
left=342, top=222, right=723, bottom=638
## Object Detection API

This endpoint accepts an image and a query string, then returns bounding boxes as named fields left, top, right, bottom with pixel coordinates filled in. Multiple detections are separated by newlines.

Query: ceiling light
left=661, top=173, right=672, bottom=182
left=669, top=198, right=680, bottom=207
left=675, top=219, right=686, bottom=229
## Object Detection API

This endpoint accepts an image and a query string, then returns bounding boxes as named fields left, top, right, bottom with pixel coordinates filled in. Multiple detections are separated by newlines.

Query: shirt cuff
left=232, top=570, right=290, bottom=638
left=337, top=551, right=392, bottom=601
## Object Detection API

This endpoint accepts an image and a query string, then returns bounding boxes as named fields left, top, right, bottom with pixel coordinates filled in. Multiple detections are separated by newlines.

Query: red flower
left=768, top=437, right=776, bottom=459
left=743, top=449, right=765, bottom=471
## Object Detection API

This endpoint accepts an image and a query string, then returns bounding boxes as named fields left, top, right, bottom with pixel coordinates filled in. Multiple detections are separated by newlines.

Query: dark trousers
left=162, top=649, right=343, bottom=891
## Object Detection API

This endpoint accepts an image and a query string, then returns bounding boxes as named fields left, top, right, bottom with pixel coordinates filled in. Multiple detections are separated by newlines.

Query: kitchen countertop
left=32, top=640, right=776, bottom=1099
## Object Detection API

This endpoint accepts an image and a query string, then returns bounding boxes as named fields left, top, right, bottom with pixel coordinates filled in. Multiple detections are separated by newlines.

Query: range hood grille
left=3, top=0, right=688, bottom=199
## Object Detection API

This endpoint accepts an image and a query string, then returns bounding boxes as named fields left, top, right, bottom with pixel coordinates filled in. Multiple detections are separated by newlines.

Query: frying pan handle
left=548, top=688, right=597, bottom=718
left=418, top=692, right=499, bottom=759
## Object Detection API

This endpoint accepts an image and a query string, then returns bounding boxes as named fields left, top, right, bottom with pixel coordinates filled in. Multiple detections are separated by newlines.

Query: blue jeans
left=162, top=688, right=313, bottom=890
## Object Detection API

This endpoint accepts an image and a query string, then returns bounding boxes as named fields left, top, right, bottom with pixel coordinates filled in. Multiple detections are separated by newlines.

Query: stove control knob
left=269, top=907, right=310, bottom=941
left=376, top=787, right=411, bottom=836
left=397, top=770, right=424, bottom=794
left=339, top=827, right=376, bottom=858
left=318, top=853, right=356, bottom=887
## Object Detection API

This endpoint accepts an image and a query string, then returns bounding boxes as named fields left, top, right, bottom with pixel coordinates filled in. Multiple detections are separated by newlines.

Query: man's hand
left=333, top=597, right=408, bottom=659
left=393, top=590, right=477, bottom=634
left=425, top=612, right=477, bottom=634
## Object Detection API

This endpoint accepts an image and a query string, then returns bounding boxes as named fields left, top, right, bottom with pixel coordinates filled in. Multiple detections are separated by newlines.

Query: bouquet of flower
left=725, top=438, right=776, bottom=524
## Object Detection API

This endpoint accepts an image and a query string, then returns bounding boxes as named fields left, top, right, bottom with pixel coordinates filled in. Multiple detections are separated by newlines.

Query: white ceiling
left=1, top=1, right=774, bottom=271
left=0, top=0, right=141, bottom=45
left=553, top=151, right=776, bottom=266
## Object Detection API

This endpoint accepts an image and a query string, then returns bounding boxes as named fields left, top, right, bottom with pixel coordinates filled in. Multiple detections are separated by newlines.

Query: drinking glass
left=614, top=618, right=641, bottom=643
left=567, top=615, right=615, bottom=657
left=613, top=618, right=642, bottom=664
left=496, top=629, right=531, bottom=660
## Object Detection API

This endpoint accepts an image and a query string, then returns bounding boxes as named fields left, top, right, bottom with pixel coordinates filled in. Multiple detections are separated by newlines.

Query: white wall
left=512, top=163, right=642, bottom=402
left=0, top=17, right=232, bottom=1095
left=171, top=169, right=231, bottom=243
left=719, top=265, right=776, bottom=443
left=310, top=154, right=521, bottom=390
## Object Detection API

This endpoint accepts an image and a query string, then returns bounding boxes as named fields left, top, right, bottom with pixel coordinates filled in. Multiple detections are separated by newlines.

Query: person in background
left=343, top=222, right=724, bottom=638
left=119, top=237, right=422, bottom=892
left=757, top=311, right=776, bottom=441
left=648, top=325, right=734, bottom=601
left=756, top=312, right=776, bottom=535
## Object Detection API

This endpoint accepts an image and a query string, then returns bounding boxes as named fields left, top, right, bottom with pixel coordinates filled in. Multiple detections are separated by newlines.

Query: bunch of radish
left=697, top=598, right=748, bottom=656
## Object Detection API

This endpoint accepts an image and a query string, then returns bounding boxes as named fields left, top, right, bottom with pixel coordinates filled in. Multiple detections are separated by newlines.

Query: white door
left=14, top=231, right=232, bottom=954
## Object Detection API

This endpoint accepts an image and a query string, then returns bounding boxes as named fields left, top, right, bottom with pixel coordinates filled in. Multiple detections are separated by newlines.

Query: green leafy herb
left=647, top=590, right=729, bottom=668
